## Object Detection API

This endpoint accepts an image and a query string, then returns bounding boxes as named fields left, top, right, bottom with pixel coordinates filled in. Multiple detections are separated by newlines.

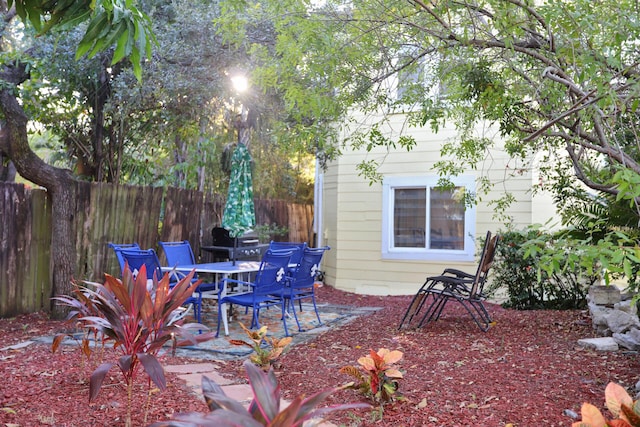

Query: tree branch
left=565, top=142, right=619, bottom=197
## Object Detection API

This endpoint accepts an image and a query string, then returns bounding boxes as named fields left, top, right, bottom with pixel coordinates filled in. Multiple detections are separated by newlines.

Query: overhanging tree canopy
left=217, top=0, right=640, bottom=219
left=9, top=0, right=154, bottom=80
left=215, top=0, right=640, bottom=288
left=0, top=0, right=317, bottom=318
left=0, top=0, right=154, bottom=317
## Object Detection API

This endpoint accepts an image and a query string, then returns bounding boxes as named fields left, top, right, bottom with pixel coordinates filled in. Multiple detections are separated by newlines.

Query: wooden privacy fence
left=0, top=184, right=50, bottom=318
left=0, top=182, right=313, bottom=318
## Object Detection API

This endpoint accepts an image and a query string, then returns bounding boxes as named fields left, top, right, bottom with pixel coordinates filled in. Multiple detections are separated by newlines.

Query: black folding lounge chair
left=398, top=231, right=500, bottom=332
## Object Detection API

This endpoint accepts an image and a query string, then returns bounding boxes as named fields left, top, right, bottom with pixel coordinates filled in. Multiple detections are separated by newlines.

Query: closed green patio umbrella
left=222, top=142, right=256, bottom=260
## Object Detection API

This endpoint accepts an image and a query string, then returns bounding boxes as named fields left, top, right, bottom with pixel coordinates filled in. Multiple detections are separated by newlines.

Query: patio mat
left=174, top=302, right=379, bottom=360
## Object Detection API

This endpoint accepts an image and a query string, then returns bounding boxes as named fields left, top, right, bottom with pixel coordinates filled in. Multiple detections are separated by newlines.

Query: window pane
left=394, top=188, right=426, bottom=247
left=397, top=65, right=421, bottom=100
left=429, top=187, right=465, bottom=250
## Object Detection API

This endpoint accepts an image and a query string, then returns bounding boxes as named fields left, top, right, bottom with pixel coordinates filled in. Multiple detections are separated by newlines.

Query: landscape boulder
left=586, top=285, right=640, bottom=350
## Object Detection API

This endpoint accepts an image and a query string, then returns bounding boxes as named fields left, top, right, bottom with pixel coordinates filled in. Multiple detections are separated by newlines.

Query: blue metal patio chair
left=216, top=249, right=294, bottom=337
left=159, top=240, right=198, bottom=267
left=117, top=248, right=165, bottom=282
left=117, top=248, right=201, bottom=323
left=107, top=242, right=140, bottom=273
left=285, top=246, right=330, bottom=331
left=269, top=241, right=307, bottom=266
left=159, top=240, right=221, bottom=317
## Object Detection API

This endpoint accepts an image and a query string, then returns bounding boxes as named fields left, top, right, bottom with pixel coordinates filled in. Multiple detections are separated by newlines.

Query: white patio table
left=161, top=260, right=261, bottom=336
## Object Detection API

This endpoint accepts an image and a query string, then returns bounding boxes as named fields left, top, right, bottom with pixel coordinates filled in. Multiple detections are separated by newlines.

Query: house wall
left=320, top=112, right=555, bottom=296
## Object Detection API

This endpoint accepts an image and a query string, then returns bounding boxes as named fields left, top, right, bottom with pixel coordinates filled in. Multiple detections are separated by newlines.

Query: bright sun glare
left=231, top=75, right=249, bottom=93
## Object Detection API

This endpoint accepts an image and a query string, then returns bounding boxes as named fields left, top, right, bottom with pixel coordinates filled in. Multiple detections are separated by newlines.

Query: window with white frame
left=396, top=60, right=423, bottom=101
left=382, top=176, right=476, bottom=261
left=395, top=55, right=444, bottom=102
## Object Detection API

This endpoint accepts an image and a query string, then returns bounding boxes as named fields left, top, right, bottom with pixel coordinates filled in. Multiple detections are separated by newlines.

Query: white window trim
left=381, top=176, right=476, bottom=261
left=394, top=55, right=443, bottom=104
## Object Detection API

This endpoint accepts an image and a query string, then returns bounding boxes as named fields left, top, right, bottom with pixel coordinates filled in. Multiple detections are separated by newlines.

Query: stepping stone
left=577, top=337, right=619, bottom=351
left=0, top=340, right=34, bottom=351
left=166, top=363, right=235, bottom=396
left=219, top=384, right=255, bottom=404
left=165, top=362, right=220, bottom=374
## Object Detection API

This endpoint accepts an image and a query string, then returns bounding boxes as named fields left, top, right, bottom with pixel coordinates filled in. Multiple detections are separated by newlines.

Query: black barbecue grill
left=200, top=227, right=268, bottom=263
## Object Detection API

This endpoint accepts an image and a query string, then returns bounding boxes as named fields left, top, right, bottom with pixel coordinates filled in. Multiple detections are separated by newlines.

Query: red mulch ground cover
left=1, top=285, right=639, bottom=426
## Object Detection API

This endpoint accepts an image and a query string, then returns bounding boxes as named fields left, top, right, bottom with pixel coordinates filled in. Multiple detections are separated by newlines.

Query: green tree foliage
left=217, top=0, right=640, bottom=210
left=15, top=0, right=315, bottom=199
left=9, top=0, right=154, bottom=80
left=1, top=0, right=314, bottom=319
left=0, top=0, right=158, bottom=316
left=131, top=0, right=316, bottom=200
left=216, top=0, right=640, bottom=286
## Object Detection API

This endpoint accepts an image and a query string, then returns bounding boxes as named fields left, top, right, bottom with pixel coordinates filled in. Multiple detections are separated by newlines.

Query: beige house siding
left=320, top=113, right=553, bottom=295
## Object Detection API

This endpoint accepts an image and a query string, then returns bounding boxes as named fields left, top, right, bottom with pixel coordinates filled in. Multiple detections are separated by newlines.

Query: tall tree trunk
left=197, top=116, right=208, bottom=192
left=0, top=64, right=77, bottom=319
left=0, top=147, right=16, bottom=181
left=90, top=54, right=112, bottom=182
left=173, top=134, right=187, bottom=187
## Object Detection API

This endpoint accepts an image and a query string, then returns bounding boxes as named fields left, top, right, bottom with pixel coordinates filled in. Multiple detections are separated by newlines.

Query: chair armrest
left=442, top=268, right=474, bottom=279
left=428, top=275, right=473, bottom=294
left=428, top=274, right=472, bottom=285
left=164, top=267, right=194, bottom=282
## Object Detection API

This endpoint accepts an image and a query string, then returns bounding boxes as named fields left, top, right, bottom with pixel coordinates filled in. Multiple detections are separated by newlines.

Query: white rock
left=577, top=337, right=619, bottom=351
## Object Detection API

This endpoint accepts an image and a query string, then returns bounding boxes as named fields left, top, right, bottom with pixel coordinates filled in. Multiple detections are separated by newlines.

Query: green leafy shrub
left=149, top=359, right=369, bottom=426
left=229, top=322, right=292, bottom=369
left=556, top=185, right=640, bottom=294
left=487, top=228, right=595, bottom=310
left=254, top=223, right=288, bottom=243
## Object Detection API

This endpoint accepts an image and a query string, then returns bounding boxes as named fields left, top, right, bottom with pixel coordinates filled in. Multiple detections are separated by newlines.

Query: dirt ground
left=1, top=285, right=638, bottom=426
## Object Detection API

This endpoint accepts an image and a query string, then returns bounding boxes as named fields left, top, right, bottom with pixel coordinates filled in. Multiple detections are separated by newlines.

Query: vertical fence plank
left=104, top=182, right=128, bottom=277
left=15, top=185, right=31, bottom=312
left=74, top=181, right=92, bottom=282
left=0, top=183, right=23, bottom=316
left=288, top=203, right=313, bottom=244
left=91, top=182, right=112, bottom=280
left=30, top=188, right=51, bottom=310
left=159, top=187, right=204, bottom=263
left=0, top=184, right=51, bottom=317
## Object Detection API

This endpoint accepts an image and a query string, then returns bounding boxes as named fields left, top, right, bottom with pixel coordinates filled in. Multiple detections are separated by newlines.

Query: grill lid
left=212, top=227, right=259, bottom=247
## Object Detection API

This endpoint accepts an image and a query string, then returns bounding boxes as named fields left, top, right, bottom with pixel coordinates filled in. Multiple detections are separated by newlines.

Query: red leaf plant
left=149, top=359, right=369, bottom=426
left=54, top=264, right=215, bottom=427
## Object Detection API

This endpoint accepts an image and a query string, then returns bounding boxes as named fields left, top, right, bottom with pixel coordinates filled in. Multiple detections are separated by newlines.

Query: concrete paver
left=164, top=362, right=222, bottom=375
left=165, top=363, right=338, bottom=426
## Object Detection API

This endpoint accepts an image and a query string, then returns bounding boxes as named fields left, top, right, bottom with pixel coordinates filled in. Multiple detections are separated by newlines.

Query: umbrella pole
left=233, top=235, right=237, bottom=265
